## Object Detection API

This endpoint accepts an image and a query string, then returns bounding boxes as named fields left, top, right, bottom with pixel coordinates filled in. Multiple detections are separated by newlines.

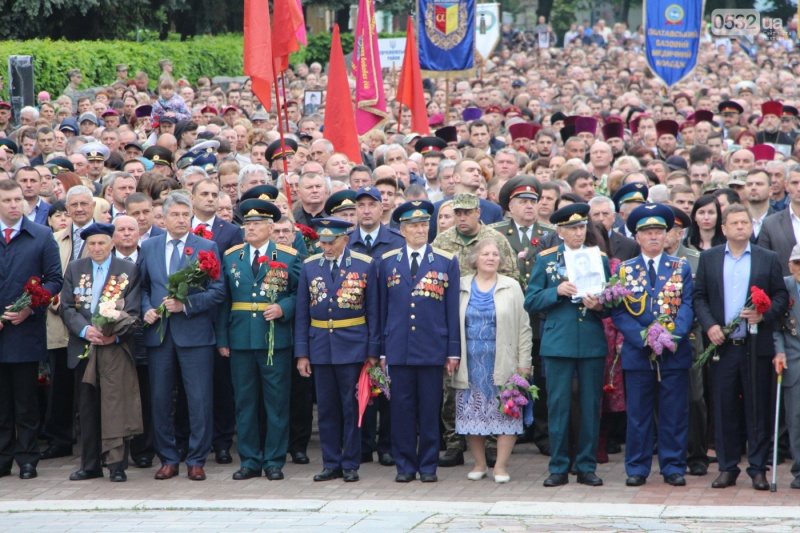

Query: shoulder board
left=683, top=248, right=700, bottom=257
left=432, top=247, right=455, bottom=260
left=382, top=248, right=402, bottom=260
left=488, top=221, right=508, bottom=229
left=275, top=243, right=298, bottom=256
left=539, top=221, right=556, bottom=230
left=304, top=253, right=323, bottom=264
left=539, top=246, right=558, bottom=256
left=225, top=243, right=245, bottom=256
left=349, top=251, right=373, bottom=264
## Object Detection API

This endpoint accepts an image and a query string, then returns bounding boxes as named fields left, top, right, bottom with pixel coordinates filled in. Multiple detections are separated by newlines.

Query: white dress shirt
left=165, top=233, right=190, bottom=273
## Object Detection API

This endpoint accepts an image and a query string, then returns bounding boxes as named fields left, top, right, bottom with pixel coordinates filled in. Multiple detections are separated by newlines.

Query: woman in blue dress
left=453, top=238, right=532, bottom=483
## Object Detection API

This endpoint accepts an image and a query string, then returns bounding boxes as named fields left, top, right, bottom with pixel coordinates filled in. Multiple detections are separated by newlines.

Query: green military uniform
left=491, top=220, right=555, bottom=286
left=217, top=237, right=302, bottom=473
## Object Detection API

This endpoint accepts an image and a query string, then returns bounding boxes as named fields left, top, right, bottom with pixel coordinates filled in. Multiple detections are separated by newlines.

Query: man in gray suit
left=758, top=165, right=800, bottom=275
left=773, top=244, right=800, bottom=489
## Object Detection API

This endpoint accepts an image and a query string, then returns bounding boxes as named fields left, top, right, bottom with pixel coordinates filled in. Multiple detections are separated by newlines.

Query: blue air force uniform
left=611, top=204, right=694, bottom=481
left=379, top=201, right=460, bottom=479
left=295, top=218, right=380, bottom=474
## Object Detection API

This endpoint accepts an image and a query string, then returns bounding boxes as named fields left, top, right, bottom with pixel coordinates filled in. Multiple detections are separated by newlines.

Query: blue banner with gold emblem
left=417, top=0, right=475, bottom=75
left=644, top=0, right=703, bottom=87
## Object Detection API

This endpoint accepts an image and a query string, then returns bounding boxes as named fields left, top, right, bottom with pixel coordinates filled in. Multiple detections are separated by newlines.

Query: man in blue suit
left=16, top=166, right=50, bottom=225
left=379, top=200, right=460, bottom=483
left=612, top=203, right=695, bottom=488
left=0, top=179, right=62, bottom=479
left=139, top=192, right=225, bottom=482
left=296, top=217, right=380, bottom=482
left=347, top=185, right=404, bottom=466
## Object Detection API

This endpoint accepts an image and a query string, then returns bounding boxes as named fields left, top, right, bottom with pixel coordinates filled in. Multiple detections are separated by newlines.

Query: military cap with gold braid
left=265, top=138, right=298, bottom=163
left=0, top=139, right=19, bottom=155
left=611, top=182, right=648, bottom=211
left=626, top=203, right=674, bottom=235
left=240, top=184, right=280, bottom=202
left=549, top=203, right=590, bottom=227
left=392, top=199, right=434, bottom=224
left=143, top=145, right=173, bottom=166
left=311, top=217, right=354, bottom=242
left=499, top=175, right=541, bottom=212
left=324, top=189, right=357, bottom=215
left=239, top=198, right=282, bottom=222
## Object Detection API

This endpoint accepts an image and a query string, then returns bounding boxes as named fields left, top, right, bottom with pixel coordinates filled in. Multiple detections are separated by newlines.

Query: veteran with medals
left=216, top=199, right=302, bottom=481
left=295, top=217, right=380, bottom=483
left=379, top=200, right=461, bottom=483
left=525, top=203, right=610, bottom=488
left=611, top=204, right=694, bottom=488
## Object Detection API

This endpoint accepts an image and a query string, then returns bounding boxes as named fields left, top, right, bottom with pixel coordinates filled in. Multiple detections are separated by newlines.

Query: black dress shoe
left=626, top=475, right=647, bottom=486
left=485, top=448, right=497, bottom=468
left=791, top=476, right=800, bottom=489
left=606, top=442, right=622, bottom=455
left=232, top=467, right=262, bottom=480
left=543, top=473, right=569, bottom=487
left=687, top=463, right=707, bottom=476
left=537, top=445, right=551, bottom=457
left=39, top=445, right=72, bottom=460
left=314, top=468, right=343, bottom=482
left=378, top=453, right=395, bottom=466
left=577, top=472, right=603, bottom=486
left=343, top=469, right=359, bottom=482
left=438, top=448, right=464, bottom=467
left=69, top=469, right=104, bottom=481
left=215, top=449, right=233, bottom=465
left=265, top=466, right=284, bottom=480
left=419, top=473, right=438, bottom=483
left=19, top=464, right=37, bottom=479
left=134, top=457, right=153, bottom=469
left=291, top=452, right=310, bottom=465
left=752, top=472, right=769, bottom=491
left=109, top=470, right=127, bottom=482
left=665, top=474, right=686, bottom=486
left=395, top=473, right=415, bottom=483
left=711, top=472, right=737, bottom=488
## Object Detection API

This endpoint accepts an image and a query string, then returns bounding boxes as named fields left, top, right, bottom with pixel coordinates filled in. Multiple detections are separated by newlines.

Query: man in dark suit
left=589, top=197, right=640, bottom=260
left=347, top=186, right=405, bottom=467
left=378, top=200, right=460, bottom=483
left=60, top=223, right=142, bottom=482
left=15, top=166, right=50, bottom=226
left=757, top=167, right=800, bottom=275
left=0, top=179, right=63, bottom=479
left=139, top=192, right=225, bottom=481
left=695, top=204, right=788, bottom=491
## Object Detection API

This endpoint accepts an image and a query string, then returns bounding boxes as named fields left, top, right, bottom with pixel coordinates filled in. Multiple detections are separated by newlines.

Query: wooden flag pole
left=273, top=76, right=292, bottom=211
left=281, top=70, right=291, bottom=132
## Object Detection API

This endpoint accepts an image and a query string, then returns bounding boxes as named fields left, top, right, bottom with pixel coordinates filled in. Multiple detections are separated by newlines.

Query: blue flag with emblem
left=644, top=0, right=702, bottom=87
left=417, top=0, right=475, bottom=75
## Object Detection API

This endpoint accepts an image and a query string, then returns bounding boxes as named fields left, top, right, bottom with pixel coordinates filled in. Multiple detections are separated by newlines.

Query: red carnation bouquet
left=695, top=286, right=771, bottom=367
left=192, top=225, right=214, bottom=240
left=257, top=257, right=289, bottom=365
left=155, top=248, right=221, bottom=341
left=1, top=276, right=52, bottom=324
left=295, top=223, right=318, bottom=252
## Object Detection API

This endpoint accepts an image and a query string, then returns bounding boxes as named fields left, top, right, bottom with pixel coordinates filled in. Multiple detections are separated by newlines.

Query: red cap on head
left=656, top=120, right=679, bottom=138
left=761, top=100, right=783, bottom=117
left=575, top=116, right=598, bottom=135
left=748, top=144, right=776, bottom=162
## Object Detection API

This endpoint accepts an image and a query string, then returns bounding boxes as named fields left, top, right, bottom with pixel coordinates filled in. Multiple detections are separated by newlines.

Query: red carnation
left=750, top=286, right=771, bottom=314
left=268, top=261, right=288, bottom=269
left=257, top=256, right=270, bottom=264
left=197, top=250, right=220, bottom=280
left=184, top=247, right=194, bottom=256
left=531, top=238, right=540, bottom=247
left=295, top=223, right=319, bottom=240
left=192, top=226, right=214, bottom=240
left=603, top=384, right=616, bottom=392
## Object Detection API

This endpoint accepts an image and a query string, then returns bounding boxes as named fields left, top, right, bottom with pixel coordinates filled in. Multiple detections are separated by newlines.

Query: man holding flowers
left=694, top=203, right=788, bottom=491
left=216, top=198, right=301, bottom=481
left=60, top=222, right=141, bottom=483
left=612, top=203, right=694, bottom=488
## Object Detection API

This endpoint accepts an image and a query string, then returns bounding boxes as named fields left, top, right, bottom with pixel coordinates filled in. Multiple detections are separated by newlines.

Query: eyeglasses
left=793, top=260, right=800, bottom=266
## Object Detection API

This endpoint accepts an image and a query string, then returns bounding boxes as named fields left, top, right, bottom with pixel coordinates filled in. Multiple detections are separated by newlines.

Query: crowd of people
left=2, top=19, right=800, bottom=492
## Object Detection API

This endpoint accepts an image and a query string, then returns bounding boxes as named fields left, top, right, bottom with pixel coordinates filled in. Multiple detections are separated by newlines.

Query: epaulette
left=432, top=247, right=455, bottom=260
left=539, top=246, right=558, bottom=256
left=488, top=221, right=508, bottom=229
left=382, top=248, right=402, bottom=260
left=349, top=250, right=373, bottom=264
left=683, top=248, right=700, bottom=257
left=225, top=243, right=245, bottom=256
left=276, top=243, right=298, bottom=256
left=304, top=253, right=323, bottom=264
left=539, top=221, right=556, bottom=230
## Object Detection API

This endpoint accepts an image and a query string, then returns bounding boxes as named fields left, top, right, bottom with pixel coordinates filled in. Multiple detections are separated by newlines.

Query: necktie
left=3, top=228, right=12, bottom=244
left=331, top=259, right=339, bottom=280
left=252, top=249, right=261, bottom=277
left=520, top=226, right=530, bottom=243
left=364, top=234, right=373, bottom=253
left=169, top=239, right=182, bottom=275
left=648, top=259, right=656, bottom=288
left=125, top=256, right=134, bottom=263
left=73, top=229, right=83, bottom=260
left=411, top=252, right=420, bottom=277
left=91, top=266, right=104, bottom=313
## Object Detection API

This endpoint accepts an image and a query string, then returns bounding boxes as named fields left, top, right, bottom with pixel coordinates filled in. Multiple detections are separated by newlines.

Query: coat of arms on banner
left=425, top=0, right=469, bottom=50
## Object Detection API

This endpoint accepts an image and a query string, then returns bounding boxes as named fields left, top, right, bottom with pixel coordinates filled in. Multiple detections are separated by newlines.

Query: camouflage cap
left=452, top=193, right=480, bottom=211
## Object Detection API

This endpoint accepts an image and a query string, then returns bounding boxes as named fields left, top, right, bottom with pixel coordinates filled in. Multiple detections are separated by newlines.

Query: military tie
left=364, top=234, right=373, bottom=253
left=169, top=239, right=182, bottom=275
left=252, top=249, right=261, bottom=277
left=411, top=252, right=420, bottom=277
left=520, top=226, right=530, bottom=244
left=648, top=258, right=656, bottom=288
left=331, top=259, right=339, bottom=281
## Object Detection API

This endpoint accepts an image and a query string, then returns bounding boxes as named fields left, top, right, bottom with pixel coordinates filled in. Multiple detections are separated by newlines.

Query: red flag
left=352, top=0, right=388, bottom=135
left=324, top=25, right=362, bottom=164
left=396, top=16, right=430, bottom=135
left=243, top=0, right=274, bottom=111
left=272, top=0, right=304, bottom=73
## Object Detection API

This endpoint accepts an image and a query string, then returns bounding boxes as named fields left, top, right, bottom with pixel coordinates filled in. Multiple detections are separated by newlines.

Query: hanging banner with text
left=644, top=0, right=703, bottom=87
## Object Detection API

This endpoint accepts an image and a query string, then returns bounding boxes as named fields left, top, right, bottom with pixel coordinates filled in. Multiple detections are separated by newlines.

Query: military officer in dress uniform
left=216, top=199, right=302, bottom=481
left=491, top=175, right=554, bottom=456
left=295, top=217, right=380, bottom=483
left=611, top=203, right=694, bottom=488
left=525, top=203, right=610, bottom=488
left=379, top=200, right=460, bottom=483
left=234, top=185, right=308, bottom=254
left=324, top=190, right=358, bottom=225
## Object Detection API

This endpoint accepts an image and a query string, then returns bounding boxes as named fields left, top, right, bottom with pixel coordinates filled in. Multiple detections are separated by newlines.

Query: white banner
left=475, top=3, right=501, bottom=60
left=377, top=38, right=407, bottom=69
